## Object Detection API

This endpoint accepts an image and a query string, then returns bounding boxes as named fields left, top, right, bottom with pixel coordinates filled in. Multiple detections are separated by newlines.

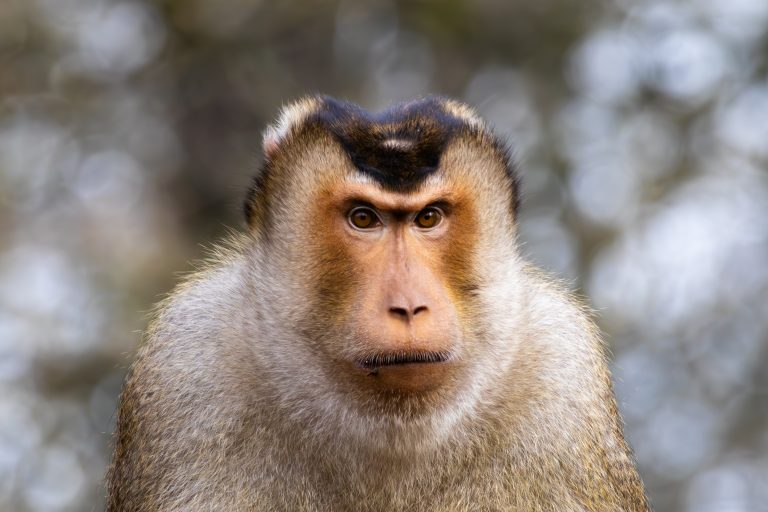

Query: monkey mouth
left=355, top=350, right=451, bottom=372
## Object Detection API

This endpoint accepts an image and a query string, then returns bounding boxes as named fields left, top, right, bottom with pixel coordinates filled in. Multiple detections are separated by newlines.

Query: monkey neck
left=249, top=347, right=608, bottom=474
left=248, top=369, right=616, bottom=501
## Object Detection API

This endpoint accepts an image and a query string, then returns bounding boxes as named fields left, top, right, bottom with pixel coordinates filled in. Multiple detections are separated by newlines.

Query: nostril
left=413, top=305, right=428, bottom=316
left=389, top=306, right=410, bottom=319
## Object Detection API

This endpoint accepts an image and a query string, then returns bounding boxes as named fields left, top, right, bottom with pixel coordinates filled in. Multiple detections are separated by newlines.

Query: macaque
left=107, top=96, right=650, bottom=511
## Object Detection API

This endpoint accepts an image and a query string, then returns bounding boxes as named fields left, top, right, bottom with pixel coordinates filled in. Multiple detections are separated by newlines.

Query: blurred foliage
left=1, top=0, right=767, bottom=510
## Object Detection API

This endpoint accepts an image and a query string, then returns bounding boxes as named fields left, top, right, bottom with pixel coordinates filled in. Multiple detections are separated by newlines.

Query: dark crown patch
left=305, top=97, right=469, bottom=191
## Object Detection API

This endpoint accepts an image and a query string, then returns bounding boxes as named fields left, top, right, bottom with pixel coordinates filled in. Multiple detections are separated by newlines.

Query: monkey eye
left=348, top=206, right=381, bottom=230
left=415, top=207, right=443, bottom=229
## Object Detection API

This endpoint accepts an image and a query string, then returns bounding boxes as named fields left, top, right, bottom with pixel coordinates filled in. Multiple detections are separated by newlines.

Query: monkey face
left=307, top=179, right=471, bottom=395
left=248, top=96, right=522, bottom=415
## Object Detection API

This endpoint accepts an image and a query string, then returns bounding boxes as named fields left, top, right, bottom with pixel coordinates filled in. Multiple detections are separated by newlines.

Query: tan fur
left=107, top=97, right=650, bottom=512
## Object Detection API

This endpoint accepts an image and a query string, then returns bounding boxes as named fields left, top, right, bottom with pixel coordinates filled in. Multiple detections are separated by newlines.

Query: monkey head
left=244, top=96, right=524, bottom=425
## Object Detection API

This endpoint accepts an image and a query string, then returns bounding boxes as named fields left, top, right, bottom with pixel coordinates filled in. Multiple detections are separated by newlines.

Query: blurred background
left=1, top=0, right=767, bottom=510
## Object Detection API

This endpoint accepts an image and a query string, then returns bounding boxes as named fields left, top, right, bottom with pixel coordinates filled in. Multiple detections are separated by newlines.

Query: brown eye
left=415, top=207, right=442, bottom=229
left=348, top=207, right=379, bottom=230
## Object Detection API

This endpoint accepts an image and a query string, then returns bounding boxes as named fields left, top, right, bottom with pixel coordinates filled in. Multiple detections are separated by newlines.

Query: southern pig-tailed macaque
left=107, top=96, right=650, bottom=511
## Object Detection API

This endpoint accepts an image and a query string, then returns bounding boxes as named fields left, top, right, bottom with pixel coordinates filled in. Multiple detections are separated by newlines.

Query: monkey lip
left=350, top=350, right=455, bottom=392
left=354, top=350, right=451, bottom=372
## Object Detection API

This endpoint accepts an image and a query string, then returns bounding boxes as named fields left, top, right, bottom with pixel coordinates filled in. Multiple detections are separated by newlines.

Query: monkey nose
left=388, top=304, right=429, bottom=322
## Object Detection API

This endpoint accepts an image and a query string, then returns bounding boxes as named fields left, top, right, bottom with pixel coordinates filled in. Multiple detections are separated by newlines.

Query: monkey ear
left=261, top=96, right=323, bottom=160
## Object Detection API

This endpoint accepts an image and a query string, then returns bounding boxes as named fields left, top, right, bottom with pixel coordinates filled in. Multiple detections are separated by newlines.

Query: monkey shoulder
left=128, top=251, right=262, bottom=413
left=506, top=269, right=650, bottom=511
left=109, top=250, right=277, bottom=508
left=516, top=268, right=603, bottom=364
